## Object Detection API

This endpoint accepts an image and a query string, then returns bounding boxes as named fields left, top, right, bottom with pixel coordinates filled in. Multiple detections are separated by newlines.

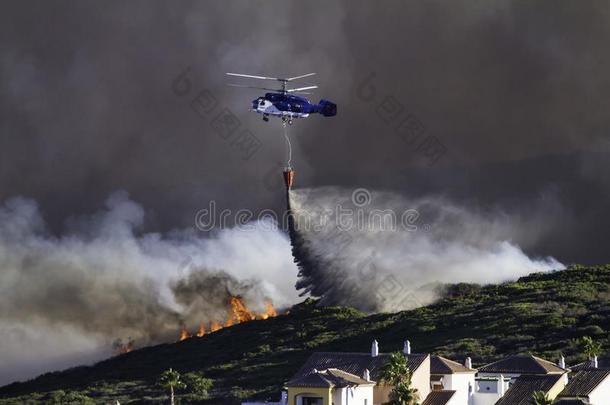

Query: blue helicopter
left=226, top=72, right=337, bottom=125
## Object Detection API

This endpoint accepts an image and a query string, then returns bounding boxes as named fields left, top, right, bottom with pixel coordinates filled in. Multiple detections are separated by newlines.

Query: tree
left=159, top=368, right=186, bottom=405
left=579, top=336, right=602, bottom=359
left=49, top=390, right=95, bottom=404
left=531, top=391, right=552, bottom=405
left=386, top=381, right=420, bottom=405
left=379, top=352, right=420, bottom=405
left=182, top=372, right=213, bottom=399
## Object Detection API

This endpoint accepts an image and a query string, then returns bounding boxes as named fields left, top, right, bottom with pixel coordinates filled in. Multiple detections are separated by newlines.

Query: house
left=494, top=374, right=566, bottom=405
left=285, top=368, right=375, bottom=405
left=555, top=369, right=610, bottom=404
left=430, top=355, right=476, bottom=404
left=277, top=342, right=610, bottom=405
left=472, top=354, right=567, bottom=405
left=285, top=340, right=430, bottom=405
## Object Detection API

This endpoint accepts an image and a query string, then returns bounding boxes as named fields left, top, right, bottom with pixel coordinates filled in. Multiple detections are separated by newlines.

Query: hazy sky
left=1, top=1, right=609, bottom=262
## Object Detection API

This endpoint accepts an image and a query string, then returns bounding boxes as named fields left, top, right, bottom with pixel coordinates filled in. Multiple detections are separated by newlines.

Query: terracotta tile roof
left=495, top=374, right=564, bottom=405
left=286, top=368, right=374, bottom=388
left=478, top=354, right=565, bottom=374
left=421, top=390, right=456, bottom=405
left=290, top=352, right=428, bottom=382
left=430, top=355, right=476, bottom=374
left=558, top=369, right=610, bottom=397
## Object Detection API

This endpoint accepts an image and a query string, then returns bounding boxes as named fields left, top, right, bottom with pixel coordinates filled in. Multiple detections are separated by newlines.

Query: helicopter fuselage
left=252, top=93, right=314, bottom=119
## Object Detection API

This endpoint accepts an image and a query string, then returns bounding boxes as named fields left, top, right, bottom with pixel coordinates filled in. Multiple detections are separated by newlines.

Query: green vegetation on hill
left=1, top=264, right=610, bottom=404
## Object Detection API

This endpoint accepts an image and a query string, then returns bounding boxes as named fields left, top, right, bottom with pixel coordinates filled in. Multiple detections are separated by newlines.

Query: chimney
left=403, top=340, right=411, bottom=355
left=559, top=355, right=566, bottom=369
left=593, top=356, right=599, bottom=368
left=465, top=357, right=472, bottom=369
left=371, top=340, right=379, bottom=357
left=363, top=369, right=371, bottom=381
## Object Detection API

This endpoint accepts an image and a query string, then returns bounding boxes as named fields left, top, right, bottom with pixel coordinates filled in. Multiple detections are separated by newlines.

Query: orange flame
left=177, top=296, right=278, bottom=342
left=179, top=326, right=190, bottom=341
left=259, top=300, right=278, bottom=320
left=124, top=340, right=134, bottom=353
left=228, top=296, right=255, bottom=323
left=196, top=321, right=206, bottom=337
left=114, top=338, right=134, bottom=354
left=210, top=320, right=222, bottom=332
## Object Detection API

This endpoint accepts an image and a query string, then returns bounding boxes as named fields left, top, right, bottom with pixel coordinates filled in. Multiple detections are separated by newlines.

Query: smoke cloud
left=0, top=191, right=298, bottom=384
left=1, top=1, right=609, bottom=264
left=1, top=0, right=609, bottom=389
left=288, top=187, right=563, bottom=312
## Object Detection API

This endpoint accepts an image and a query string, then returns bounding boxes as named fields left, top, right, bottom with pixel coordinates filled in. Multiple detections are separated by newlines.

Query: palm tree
left=379, top=352, right=420, bottom=405
left=531, top=390, right=552, bottom=405
left=580, top=336, right=602, bottom=359
left=386, top=381, right=420, bottom=405
left=159, top=368, right=186, bottom=405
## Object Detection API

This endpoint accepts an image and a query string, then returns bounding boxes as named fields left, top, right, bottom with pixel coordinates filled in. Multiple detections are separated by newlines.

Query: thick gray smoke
left=1, top=1, right=610, bottom=264
left=172, top=269, right=274, bottom=327
left=288, top=187, right=563, bottom=312
left=0, top=192, right=298, bottom=385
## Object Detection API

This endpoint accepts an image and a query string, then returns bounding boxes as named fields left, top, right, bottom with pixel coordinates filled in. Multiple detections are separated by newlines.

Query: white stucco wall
left=442, top=373, right=476, bottom=405
left=332, top=385, right=374, bottom=405
left=588, top=374, right=610, bottom=405
left=471, top=392, right=501, bottom=405
left=472, top=376, right=505, bottom=405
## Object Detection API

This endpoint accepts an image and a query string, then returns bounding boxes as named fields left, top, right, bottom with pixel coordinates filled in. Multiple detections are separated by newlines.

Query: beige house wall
left=410, top=355, right=431, bottom=401
left=546, top=373, right=568, bottom=400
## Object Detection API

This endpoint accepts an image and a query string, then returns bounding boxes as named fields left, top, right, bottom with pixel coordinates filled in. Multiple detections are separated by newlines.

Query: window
left=303, top=397, right=323, bottom=405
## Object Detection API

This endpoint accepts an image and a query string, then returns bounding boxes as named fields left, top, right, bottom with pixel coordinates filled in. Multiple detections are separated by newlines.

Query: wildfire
left=179, top=325, right=191, bottom=342
left=196, top=321, right=206, bottom=337
left=260, top=301, right=278, bottom=319
left=210, top=320, right=222, bottom=332
left=113, top=337, right=135, bottom=354
left=177, top=296, right=278, bottom=341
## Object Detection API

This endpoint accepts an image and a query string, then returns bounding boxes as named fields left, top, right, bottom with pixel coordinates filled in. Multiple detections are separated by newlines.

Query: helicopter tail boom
left=317, top=99, right=337, bottom=117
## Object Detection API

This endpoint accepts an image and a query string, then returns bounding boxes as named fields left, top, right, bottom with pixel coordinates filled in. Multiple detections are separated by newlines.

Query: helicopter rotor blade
left=287, top=85, right=318, bottom=93
left=226, top=73, right=281, bottom=81
left=227, top=83, right=281, bottom=92
left=286, top=73, right=316, bottom=81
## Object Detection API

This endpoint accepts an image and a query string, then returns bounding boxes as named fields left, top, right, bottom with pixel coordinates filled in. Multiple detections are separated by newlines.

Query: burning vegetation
left=113, top=337, right=135, bottom=354
left=178, top=296, right=278, bottom=341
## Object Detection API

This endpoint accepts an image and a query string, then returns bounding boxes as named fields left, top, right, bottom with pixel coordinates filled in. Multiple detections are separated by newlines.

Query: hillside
left=1, top=264, right=610, bottom=404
